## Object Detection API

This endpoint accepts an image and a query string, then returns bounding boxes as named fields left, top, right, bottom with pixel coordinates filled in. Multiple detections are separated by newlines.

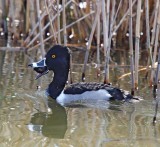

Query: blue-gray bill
left=28, top=58, right=49, bottom=80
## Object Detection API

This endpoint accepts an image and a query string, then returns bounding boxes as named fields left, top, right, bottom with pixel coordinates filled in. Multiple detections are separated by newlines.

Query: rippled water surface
left=0, top=50, right=160, bottom=147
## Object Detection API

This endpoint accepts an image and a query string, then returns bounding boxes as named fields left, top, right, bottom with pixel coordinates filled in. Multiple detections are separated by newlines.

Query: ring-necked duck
left=29, top=45, right=139, bottom=105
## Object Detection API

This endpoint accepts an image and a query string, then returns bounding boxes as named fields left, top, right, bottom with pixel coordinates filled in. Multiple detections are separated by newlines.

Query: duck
left=28, top=45, right=138, bottom=105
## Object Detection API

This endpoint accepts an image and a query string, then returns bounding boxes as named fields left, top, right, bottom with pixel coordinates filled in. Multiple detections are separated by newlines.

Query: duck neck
left=48, top=68, right=69, bottom=99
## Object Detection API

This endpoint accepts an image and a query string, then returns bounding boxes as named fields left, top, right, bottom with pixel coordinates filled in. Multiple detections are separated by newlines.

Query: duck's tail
left=125, top=93, right=143, bottom=102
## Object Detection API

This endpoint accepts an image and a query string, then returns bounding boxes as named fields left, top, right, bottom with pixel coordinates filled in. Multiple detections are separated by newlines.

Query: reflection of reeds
left=2, top=51, right=15, bottom=97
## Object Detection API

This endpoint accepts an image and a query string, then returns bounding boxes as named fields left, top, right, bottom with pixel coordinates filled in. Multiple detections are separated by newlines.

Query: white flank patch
left=56, top=89, right=112, bottom=105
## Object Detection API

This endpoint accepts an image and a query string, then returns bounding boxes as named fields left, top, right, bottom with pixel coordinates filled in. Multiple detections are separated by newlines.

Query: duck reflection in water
left=27, top=98, right=67, bottom=139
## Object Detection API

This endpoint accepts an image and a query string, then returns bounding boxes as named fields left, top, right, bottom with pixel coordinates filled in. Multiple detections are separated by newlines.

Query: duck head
left=29, top=45, right=71, bottom=99
left=28, top=45, right=71, bottom=80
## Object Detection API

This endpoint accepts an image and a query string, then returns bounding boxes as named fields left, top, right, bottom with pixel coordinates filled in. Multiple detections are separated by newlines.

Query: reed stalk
left=129, top=0, right=135, bottom=95
left=108, top=0, right=115, bottom=60
left=112, top=0, right=122, bottom=26
left=62, top=0, right=67, bottom=46
left=29, top=0, right=37, bottom=36
left=23, top=2, right=48, bottom=46
left=153, top=47, right=160, bottom=125
left=45, top=0, right=57, bottom=43
left=69, top=51, right=73, bottom=84
left=0, top=47, right=25, bottom=51
left=134, top=0, right=141, bottom=89
left=113, top=0, right=137, bottom=35
left=1, top=0, right=8, bottom=43
left=24, top=0, right=72, bottom=47
left=36, top=0, right=45, bottom=57
left=145, top=0, right=151, bottom=79
left=9, top=0, right=16, bottom=35
left=28, top=11, right=95, bottom=51
left=96, top=0, right=101, bottom=79
left=26, top=13, right=56, bottom=48
left=150, top=0, right=160, bottom=85
left=25, top=0, right=30, bottom=33
left=150, top=4, right=160, bottom=86
left=153, top=98, right=159, bottom=125
left=105, top=0, right=115, bottom=82
left=72, top=3, right=83, bottom=42
left=101, top=0, right=107, bottom=82
left=145, top=0, right=151, bottom=53
left=78, top=2, right=92, bottom=28
left=154, top=47, right=160, bottom=93
left=82, top=10, right=98, bottom=81
left=150, top=0, right=159, bottom=62
left=111, top=0, right=116, bottom=29
left=102, top=0, right=110, bottom=84
left=57, top=0, right=61, bottom=44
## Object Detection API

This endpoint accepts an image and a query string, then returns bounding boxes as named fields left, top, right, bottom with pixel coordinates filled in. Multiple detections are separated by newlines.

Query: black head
left=45, top=45, right=70, bottom=72
left=28, top=45, right=71, bottom=79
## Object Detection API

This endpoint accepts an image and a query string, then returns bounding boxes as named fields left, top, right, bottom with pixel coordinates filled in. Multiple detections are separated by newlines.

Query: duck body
left=56, top=82, right=132, bottom=105
left=29, top=45, right=135, bottom=105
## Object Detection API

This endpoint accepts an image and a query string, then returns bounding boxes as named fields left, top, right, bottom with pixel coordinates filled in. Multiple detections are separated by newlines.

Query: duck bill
left=35, top=69, right=49, bottom=80
left=28, top=58, right=49, bottom=80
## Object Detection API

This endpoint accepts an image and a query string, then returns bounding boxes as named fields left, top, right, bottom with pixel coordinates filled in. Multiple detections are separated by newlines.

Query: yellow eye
left=52, top=54, right=56, bottom=58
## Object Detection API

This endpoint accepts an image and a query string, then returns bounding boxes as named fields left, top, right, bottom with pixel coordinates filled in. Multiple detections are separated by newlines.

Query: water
left=0, top=50, right=160, bottom=147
